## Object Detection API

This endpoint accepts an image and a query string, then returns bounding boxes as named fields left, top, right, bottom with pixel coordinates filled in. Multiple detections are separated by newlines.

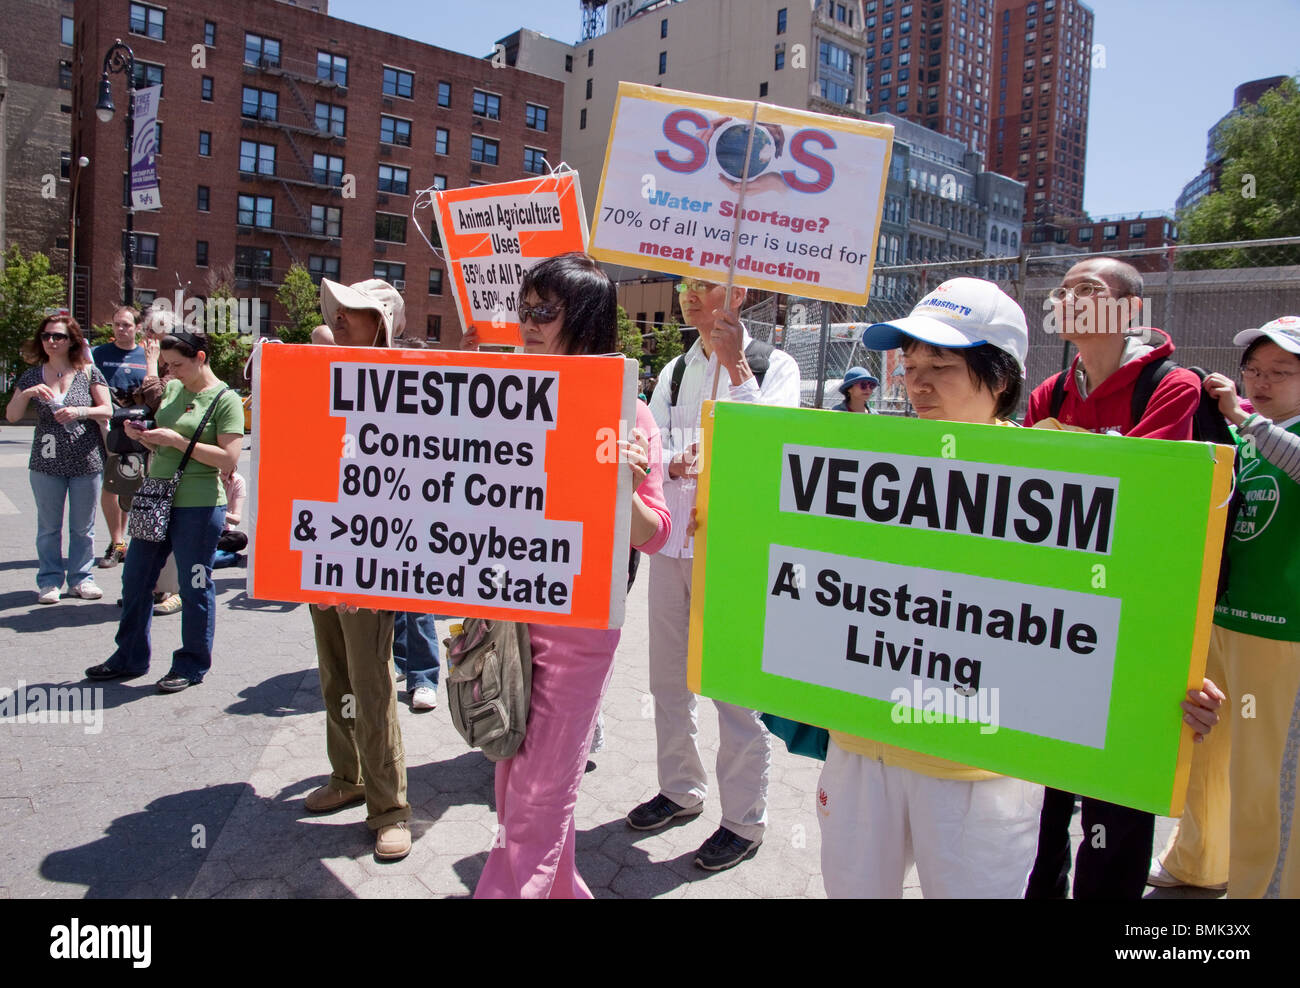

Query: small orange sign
left=432, top=172, right=589, bottom=347
left=248, top=344, right=636, bottom=627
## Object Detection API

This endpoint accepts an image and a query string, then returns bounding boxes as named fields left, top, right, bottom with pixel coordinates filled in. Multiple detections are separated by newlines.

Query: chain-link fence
left=753, top=236, right=1300, bottom=418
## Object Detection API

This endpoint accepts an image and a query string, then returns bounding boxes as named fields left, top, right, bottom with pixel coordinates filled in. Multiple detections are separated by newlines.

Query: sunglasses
left=675, top=280, right=717, bottom=295
left=41, top=332, right=70, bottom=342
left=518, top=302, right=563, bottom=325
left=1048, top=281, right=1109, bottom=303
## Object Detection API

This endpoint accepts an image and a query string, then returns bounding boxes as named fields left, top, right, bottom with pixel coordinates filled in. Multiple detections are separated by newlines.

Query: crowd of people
left=6, top=250, right=1296, bottom=899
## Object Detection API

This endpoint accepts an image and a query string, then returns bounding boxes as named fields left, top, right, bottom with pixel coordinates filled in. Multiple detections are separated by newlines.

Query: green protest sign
left=687, top=402, right=1233, bottom=815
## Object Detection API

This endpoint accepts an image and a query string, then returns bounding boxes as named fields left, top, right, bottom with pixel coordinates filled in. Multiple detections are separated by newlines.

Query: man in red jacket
left=1026, top=258, right=1201, bottom=438
left=1024, top=257, right=1201, bottom=899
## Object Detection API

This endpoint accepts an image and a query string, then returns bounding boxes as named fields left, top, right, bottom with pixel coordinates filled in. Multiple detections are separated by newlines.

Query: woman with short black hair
left=85, top=332, right=244, bottom=693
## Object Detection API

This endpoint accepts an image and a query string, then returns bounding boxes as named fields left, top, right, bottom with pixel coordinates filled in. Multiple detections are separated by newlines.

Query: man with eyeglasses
left=92, top=306, right=148, bottom=567
left=629, top=276, right=800, bottom=872
left=1024, top=257, right=1202, bottom=900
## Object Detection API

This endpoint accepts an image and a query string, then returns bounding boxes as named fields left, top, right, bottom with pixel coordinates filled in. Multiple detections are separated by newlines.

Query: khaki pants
left=1163, top=625, right=1300, bottom=897
left=309, top=605, right=409, bottom=830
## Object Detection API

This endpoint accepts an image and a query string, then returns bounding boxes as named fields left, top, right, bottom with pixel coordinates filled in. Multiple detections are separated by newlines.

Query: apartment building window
left=132, top=61, right=163, bottom=90
left=775, top=48, right=785, bottom=70
left=1103, top=224, right=1118, bottom=240
left=201, top=76, right=213, bottom=101
left=437, top=82, right=451, bottom=108
left=588, top=49, right=594, bottom=67
left=317, top=51, right=349, bottom=87
left=380, top=115, right=412, bottom=146
left=1129, top=222, right=1147, bottom=238
left=311, top=204, right=341, bottom=237
left=244, top=33, right=281, bottom=68
left=59, top=60, right=72, bottom=89
left=432, top=175, right=447, bottom=190
left=236, top=247, right=273, bottom=281
left=523, top=147, right=547, bottom=174
left=435, top=128, right=449, bottom=155
left=130, top=233, right=159, bottom=267
left=198, top=132, right=211, bottom=156
left=378, top=164, right=410, bottom=195
left=1076, top=227, right=1093, bottom=242
left=777, top=7, right=787, bottom=34
left=129, top=3, right=165, bottom=40
left=308, top=256, right=340, bottom=284
left=471, top=135, right=499, bottom=165
left=579, top=108, right=587, bottom=129
left=241, top=87, right=278, bottom=121
left=428, top=268, right=444, bottom=295
left=472, top=91, right=501, bottom=120
left=313, top=153, right=344, bottom=186
left=196, top=241, right=209, bottom=267
left=525, top=103, right=548, bottom=131
left=240, top=141, right=276, bottom=175
left=197, top=186, right=210, bottom=211
left=375, top=214, right=408, bottom=244
left=383, top=66, right=414, bottom=98
left=585, top=78, right=593, bottom=99
left=62, top=15, right=74, bottom=46
left=238, top=194, right=274, bottom=228
left=565, top=54, right=573, bottom=72
left=760, top=82, right=769, bottom=98
left=658, top=52, right=667, bottom=75
left=427, top=315, right=441, bottom=341
left=661, top=18, right=668, bottom=38
left=204, top=21, right=216, bottom=46
left=315, top=101, right=346, bottom=136
left=373, top=262, right=405, bottom=284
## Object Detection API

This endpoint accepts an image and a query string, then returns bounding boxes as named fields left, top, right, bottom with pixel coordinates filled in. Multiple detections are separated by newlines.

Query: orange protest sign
left=247, top=344, right=636, bottom=627
left=431, top=173, right=589, bottom=347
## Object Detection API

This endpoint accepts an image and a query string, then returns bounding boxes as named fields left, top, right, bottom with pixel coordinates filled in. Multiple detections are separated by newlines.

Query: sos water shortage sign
left=687, top=404, right=1235, bottom=815
left=589, top=83, right=893, bottom=304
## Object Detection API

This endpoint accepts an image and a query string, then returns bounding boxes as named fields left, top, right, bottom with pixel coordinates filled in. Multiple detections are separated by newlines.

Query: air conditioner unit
left=392, top=279, right=405, bottom=291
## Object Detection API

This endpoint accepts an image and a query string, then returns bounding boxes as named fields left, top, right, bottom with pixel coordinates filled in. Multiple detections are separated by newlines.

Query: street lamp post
left=68, top=154, right=90, bottom=313
left=94, top=38, right=136, bottom=307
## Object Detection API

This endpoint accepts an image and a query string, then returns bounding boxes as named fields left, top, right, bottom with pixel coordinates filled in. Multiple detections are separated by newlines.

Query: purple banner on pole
left=131, top=85, right=161, bottom=211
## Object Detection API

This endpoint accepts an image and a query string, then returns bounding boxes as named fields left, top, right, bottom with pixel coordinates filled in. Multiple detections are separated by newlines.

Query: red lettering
left=782, top=129, right=836, bottom=193
left=655, top=109, right=710, bottom=174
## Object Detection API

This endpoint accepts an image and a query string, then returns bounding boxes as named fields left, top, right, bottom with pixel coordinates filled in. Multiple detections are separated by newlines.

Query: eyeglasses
left=1241, top=365, right=1300, bottom=385
left=41, top=332, right=70, bottom=342
left=518, top=302, right=563, bottom=325
left=675, top=280, right=717, bottom=296
left=1048, top=281, right=1110, bottom=303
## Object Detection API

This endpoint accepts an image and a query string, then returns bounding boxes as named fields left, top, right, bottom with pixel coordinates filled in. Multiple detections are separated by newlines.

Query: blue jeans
left=393, top=612, right=441, bottom=691
left=106, top=505, right=225, bottom=681
left=30, top=471, right=101, bottom=590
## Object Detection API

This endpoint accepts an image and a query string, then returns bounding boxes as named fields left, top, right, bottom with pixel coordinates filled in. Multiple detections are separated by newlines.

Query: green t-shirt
left=1214, top=416, right=1300, bottom=642
left=149, top=379, right=245, bottom=508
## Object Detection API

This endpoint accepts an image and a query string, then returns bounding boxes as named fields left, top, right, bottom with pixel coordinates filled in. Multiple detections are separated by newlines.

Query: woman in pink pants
left=466, top=253, right=671, bottom=898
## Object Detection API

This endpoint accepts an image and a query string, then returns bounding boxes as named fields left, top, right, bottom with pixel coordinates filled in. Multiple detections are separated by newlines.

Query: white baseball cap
left=1233, top=315, right=1300, bottom=355
left=862, top=277, right=1029, bottom=372
left=320, top=278, right=406, bottom=348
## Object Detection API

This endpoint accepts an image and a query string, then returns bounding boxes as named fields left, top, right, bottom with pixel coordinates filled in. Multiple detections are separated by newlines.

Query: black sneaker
left=626, top=793, right=703, bottom=831
left=693, top=826, right=761, bottom=871
left=157, top=673, right=199, bottom=694
left=97, top=542, right=126, bottom=569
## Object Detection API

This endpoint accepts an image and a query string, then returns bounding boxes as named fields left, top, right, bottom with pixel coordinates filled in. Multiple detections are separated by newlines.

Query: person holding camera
left=5, top=315, right=113, bottom=604
left=92, top=305, right=148, bottom=567
left=85, top=332, right=244, bottom=693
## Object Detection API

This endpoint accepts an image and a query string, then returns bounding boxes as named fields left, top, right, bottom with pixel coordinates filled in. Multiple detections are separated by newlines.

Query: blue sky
left=331, top=0, right=1300, bottom=218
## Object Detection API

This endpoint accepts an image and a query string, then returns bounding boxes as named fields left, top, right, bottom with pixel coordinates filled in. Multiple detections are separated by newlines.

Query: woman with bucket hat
left=832, top=366, right=879, bottom=413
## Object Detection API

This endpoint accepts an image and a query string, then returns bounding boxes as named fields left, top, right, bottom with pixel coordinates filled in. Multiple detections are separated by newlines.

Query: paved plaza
left=0, top=426, right=1208, bottom=899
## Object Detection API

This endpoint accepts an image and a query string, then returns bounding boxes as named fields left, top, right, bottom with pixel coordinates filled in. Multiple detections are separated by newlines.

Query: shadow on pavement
left=1, top=595, right=125, bottom=632
left=226, top=670, right=322, bottom=718
left=223, top=591, right=300, bottom=614
left=0, top=559, right=39, bottom=572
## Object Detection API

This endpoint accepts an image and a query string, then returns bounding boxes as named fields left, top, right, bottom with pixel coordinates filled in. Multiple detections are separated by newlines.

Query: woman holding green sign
left=816, top=278, right=1224, bottom=898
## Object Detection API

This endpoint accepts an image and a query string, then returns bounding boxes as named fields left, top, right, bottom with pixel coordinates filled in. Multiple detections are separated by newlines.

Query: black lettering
left=1057, top=483, right=1115, bottom=553
left=862, top=461, right=901, bottom=521
left=815, top=568, right=841, bottom=606
left=526, top=376, right=555, bottom=421
left=867, top=587, right=892, bottom=617
left=787, top=454, right=825, bottom=512
left=770, top=561, right=803, bottom=599
left=1013, top=478, right=1054, bottom=543
left=945, top=470, right=988, bottom=534
left=396, top=369, right=419, bottom=413
left=358, top=422, right=380, bottom=455
left=422, top=371, right=444, bottom=415
left=498, top=375, right=523, bottom=420
left=826, top=458, right=858, bottom=517
left=333, top=366, right=354, bottom=410
left=900, top=467, right=942, bottom=527
left=1067, top=623, right=1098, bottom=655
left=368, top=368, right=394, bottom=412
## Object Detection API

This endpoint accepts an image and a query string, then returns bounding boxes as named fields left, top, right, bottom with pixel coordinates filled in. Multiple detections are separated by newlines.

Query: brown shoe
left=304, top=784, right=365, bottom=814
left=375, top=822, right=411, bottom=860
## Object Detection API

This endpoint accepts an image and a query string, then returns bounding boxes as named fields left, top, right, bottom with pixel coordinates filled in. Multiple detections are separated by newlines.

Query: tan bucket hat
left=319, top=278, right=406, bottom=347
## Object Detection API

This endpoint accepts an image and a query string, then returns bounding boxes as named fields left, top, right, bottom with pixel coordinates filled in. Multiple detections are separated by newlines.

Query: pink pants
left=474, top=623, right=620, bottom=899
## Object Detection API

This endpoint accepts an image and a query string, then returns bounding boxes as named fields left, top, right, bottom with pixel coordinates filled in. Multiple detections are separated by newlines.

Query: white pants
left=647, top=553, right=770, bottom=841
left=817, top=741, right=1043, bottom=898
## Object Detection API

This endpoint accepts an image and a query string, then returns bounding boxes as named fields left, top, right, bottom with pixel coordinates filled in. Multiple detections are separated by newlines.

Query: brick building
left=988, top=0, right=1093, bottom=245
left=71, top=0, right=562, bottom=345
left=0, top=0, right=75, bottom=282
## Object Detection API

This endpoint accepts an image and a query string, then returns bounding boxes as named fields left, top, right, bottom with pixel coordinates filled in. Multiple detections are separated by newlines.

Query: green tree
left=199, top=279, right=252, bottom=388
left=617, top=305, right=642, bottom=362
left=275, top=263, right=322, bottom=343
left=0, top=245, right=66, bottom=388
left=647, top=320, right=683, bottom=377
left=1179, top=77, right=1300, bottom=269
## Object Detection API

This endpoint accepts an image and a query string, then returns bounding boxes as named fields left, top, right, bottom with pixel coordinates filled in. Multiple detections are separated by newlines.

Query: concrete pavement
left=0, top=426, right=1211, bottom=899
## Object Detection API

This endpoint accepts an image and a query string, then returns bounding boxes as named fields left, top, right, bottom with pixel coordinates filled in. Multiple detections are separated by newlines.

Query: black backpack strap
left=1048, top=370, right=1068, bottom=419
left=745, top=339, right=773, bottom=388
left=1130, top=358, right=1176, bottom=430
left=669, top=355, right=687, bottom=407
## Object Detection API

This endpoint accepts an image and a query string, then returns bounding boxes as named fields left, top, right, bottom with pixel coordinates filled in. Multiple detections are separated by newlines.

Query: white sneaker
left=70, top=581, right=103, bottom=600
left=38, top=587, right=61, bottom=605
left=410, top=686, right=438, bottom=711
left=1147, top=860, right=1226, bottom=891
